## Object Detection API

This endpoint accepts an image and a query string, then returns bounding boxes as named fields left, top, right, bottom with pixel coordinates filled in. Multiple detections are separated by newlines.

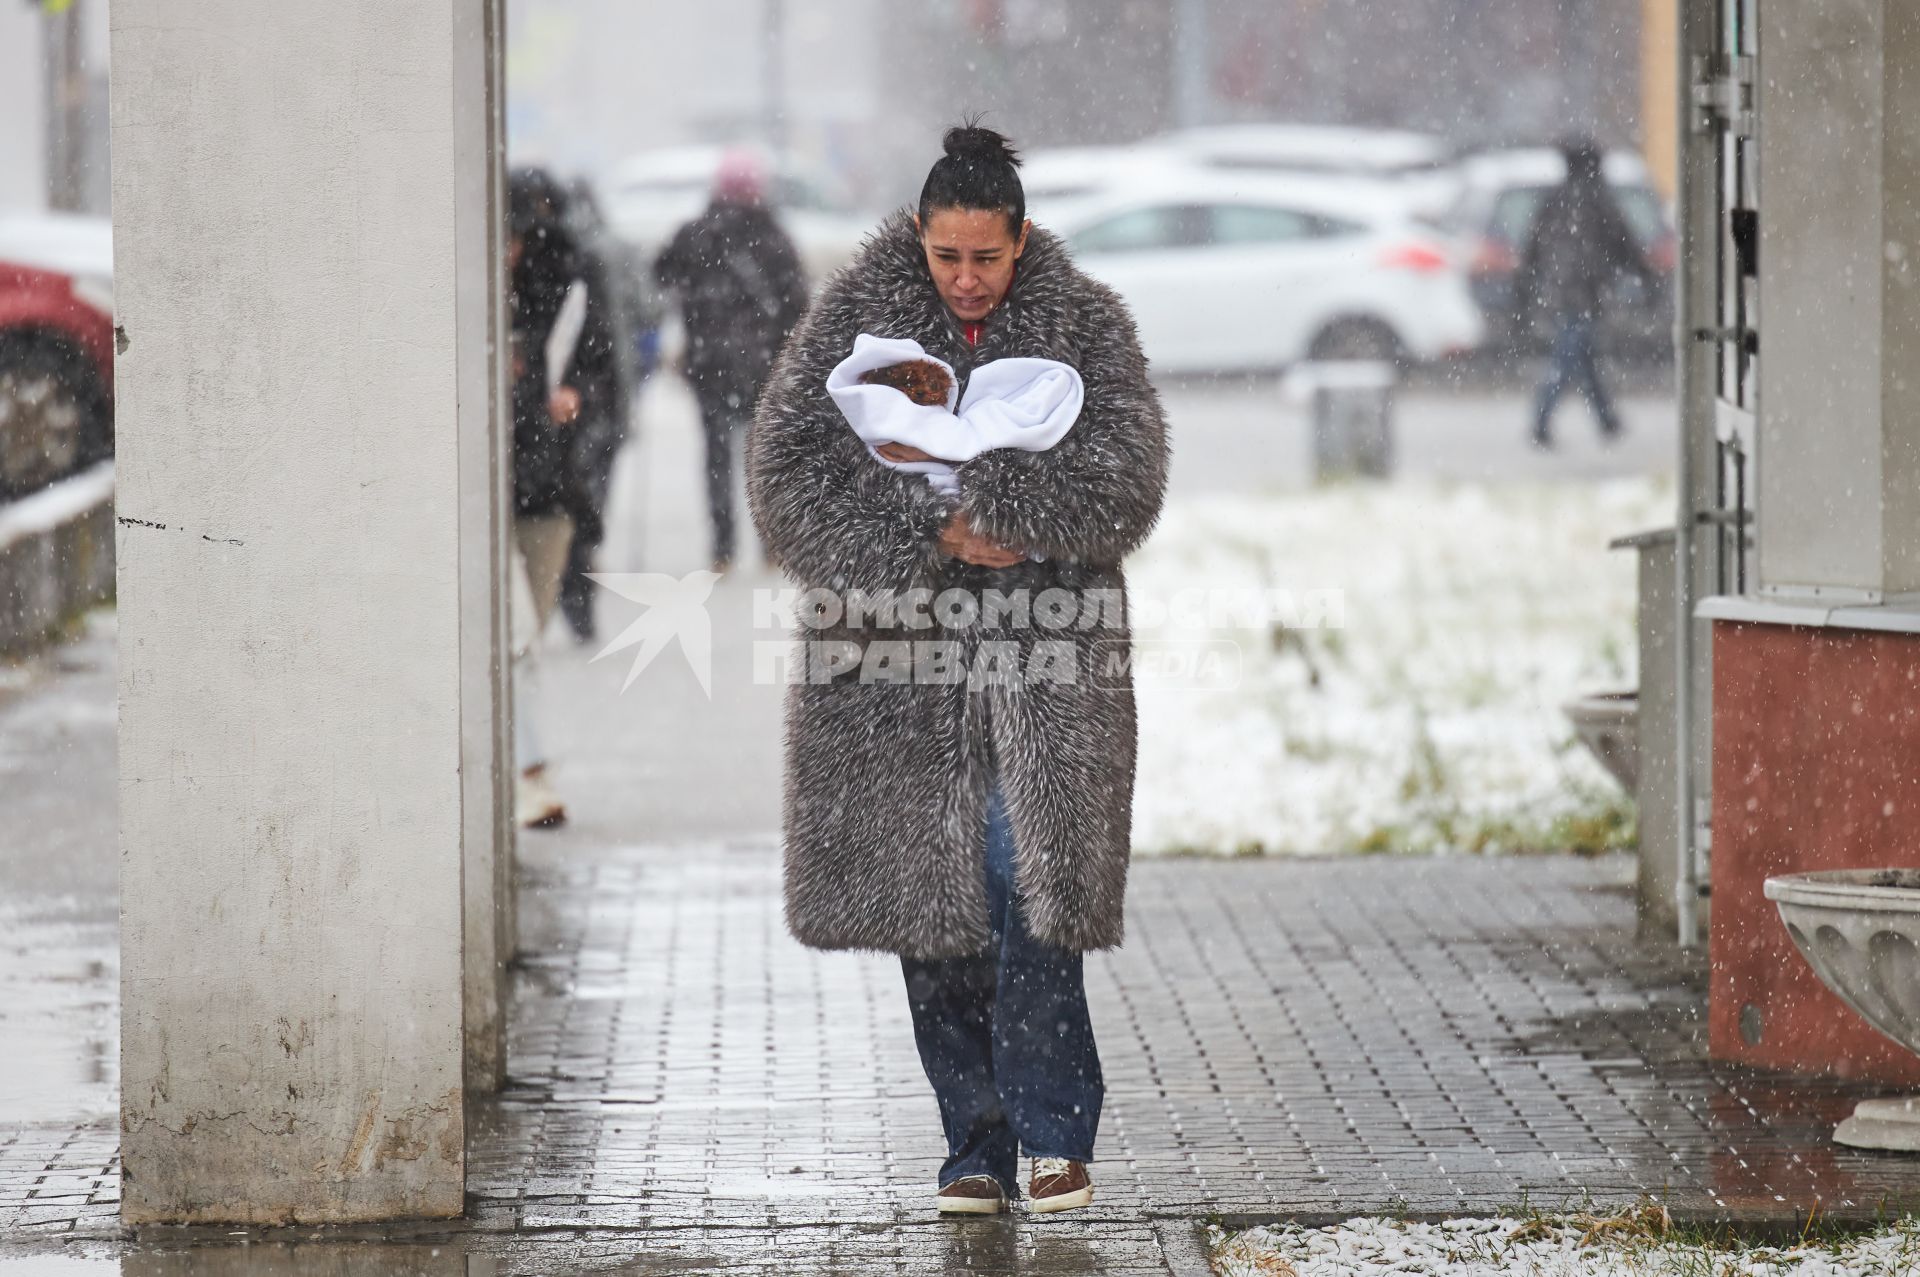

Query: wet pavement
left=10, top=380, right=1920, bottom=1273
left=11, top=823, right=1920, bottom=1272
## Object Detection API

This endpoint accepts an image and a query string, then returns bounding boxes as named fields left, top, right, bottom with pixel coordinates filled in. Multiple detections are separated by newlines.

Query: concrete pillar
left=1757, top=0, right=1920, bottom=600
left=112, top=1, right=505, bottom=1224
left=457, top=0, right=516, bottom=1105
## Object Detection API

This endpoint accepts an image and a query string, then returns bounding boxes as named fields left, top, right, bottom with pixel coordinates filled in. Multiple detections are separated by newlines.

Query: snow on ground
left=1128, top=476, right=1672, bottom=856
left=1210, top=1214, right=1920, bottom=1277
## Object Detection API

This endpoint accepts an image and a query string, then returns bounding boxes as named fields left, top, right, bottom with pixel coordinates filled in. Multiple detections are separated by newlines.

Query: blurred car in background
left=1036, top=172, right=1482, bottom=375
left=1024, top=125, right=1461, bottom=222
left=598, top=145, right=871, bottom=285
left=1020, top=143, right=1194, bottom=205
left=1158, top=123, right=1463, bottom=219
left=0, top=213, right=114, bottom=499
left=1438, top=147, right=1676, bottom=359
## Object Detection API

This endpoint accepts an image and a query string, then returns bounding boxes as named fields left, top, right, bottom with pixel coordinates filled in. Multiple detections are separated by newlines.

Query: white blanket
left=826, top=334, right=1084, bottom=497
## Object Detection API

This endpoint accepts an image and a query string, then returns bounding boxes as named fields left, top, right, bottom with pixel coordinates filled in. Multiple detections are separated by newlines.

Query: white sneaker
left=515, top=766, right=566, bottom=829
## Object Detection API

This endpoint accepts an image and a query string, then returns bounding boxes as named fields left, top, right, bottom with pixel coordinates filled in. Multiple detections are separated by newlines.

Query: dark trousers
left=1532, top=315, right=1621, bottom=441
left=900, top=784, right=1103, bottom=1195
left=559, top=412, right=626, bottom=639
left=694, top=381, right=751, bottom=567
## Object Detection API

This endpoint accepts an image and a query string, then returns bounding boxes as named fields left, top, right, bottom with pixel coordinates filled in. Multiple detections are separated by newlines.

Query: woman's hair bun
left=942, top=123, right=1021, bottom=169
left=920, top=119, right=1026, bottom=233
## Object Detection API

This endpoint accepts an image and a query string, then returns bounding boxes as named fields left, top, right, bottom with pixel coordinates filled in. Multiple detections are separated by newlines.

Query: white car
left=1019, top=144, right=1195, bottom=205
left=1157, top=123, right=1463, bottom=220
left=598, top=145, right=871, bottom=285
left=1160, top=123, right=1448, bottom=176
left=1035, top=174, right=1484, bottom=375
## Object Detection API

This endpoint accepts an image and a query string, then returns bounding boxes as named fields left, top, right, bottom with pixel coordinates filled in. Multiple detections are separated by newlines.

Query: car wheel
left=0, top=334, right=105, bottom=499
left=1307, top=319, right=1404, bottom=366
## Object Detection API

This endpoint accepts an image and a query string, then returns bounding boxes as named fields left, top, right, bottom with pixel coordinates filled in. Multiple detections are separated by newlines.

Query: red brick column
left=1710, top=619, right=1920, bottom=1083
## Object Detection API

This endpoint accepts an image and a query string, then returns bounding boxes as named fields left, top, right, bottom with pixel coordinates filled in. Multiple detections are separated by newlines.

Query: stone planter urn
left=1765, top=869, right=1920, bottom=1150
left=1562, top=689, right=1638, bottom=793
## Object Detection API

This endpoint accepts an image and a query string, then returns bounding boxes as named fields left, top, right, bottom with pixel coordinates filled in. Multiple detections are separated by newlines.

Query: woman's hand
left=877, top=441, right=943, bottom=464
left=939, top=509, right=1025, bottom=568
left=549, top=385, right=582, bottom=426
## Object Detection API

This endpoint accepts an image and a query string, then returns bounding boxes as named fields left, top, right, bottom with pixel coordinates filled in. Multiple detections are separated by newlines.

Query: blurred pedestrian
left=555, top=180, right=645, bottom=643
left=507, top=166, right=590, bottom=827
left=747, top=124, right=1169, bottom=1217
left=655, top=150, right=808, bottom=573
left=1515, top=138, right=1658, bottom=448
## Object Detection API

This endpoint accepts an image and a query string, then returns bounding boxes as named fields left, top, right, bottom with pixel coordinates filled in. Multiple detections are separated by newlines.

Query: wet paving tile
left=478, top=845, right=1920, bottom=1233
left=8, top=848, right=1920, bottom=1270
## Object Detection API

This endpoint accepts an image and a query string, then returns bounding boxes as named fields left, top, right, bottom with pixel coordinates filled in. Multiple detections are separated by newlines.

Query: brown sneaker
left=936, top=1174, right=1007, bottom=1215
left=1027, top=1158, right=1093, bottom=1213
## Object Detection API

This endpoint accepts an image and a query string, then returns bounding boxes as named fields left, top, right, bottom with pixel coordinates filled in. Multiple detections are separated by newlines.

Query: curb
left=0, top=461, right=114, bottom=655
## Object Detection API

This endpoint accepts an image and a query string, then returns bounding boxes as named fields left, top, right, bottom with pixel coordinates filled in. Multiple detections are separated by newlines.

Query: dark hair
left=508, top=165, right=568, bottom=237
left=918, top=122, right=1025, bottom=235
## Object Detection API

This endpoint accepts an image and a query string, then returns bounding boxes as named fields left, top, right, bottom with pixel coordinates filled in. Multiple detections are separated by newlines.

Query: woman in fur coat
left=746, top=125, right=1169, bottom=1216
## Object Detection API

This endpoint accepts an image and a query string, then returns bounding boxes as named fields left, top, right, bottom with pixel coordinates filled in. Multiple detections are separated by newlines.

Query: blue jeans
left=900, top=785, right=1103, bottom=1195
left=1532, top=315, right=1621, bottom=440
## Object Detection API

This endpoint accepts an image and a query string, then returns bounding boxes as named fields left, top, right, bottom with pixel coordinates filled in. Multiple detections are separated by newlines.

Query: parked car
left=1035, top=173, right=1483, bottom=375
left=0, top=213, right=114, bottom=499
left=1437, top=147, right=1677, bottom=359
left=598, top=145, right=870, bottom=285
left=1157, top=123, right=1463, bottom=220
left=1019, top=143, right=1195, bottom=205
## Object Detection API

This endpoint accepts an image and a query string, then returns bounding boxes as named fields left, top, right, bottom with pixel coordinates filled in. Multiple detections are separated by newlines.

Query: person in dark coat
left=507, top=166, right=590, bottom=828
left=655, top=152, right=809, bottom=572
left=747, top=125, right=1169, bottom=1217
left=1515, top=138, right=1658, bottom=447
left=555, top=180, right=639, bottom=642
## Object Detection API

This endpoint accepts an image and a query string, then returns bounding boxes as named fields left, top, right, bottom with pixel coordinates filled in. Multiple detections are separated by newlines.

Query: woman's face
left=918, top=207, right=1031, bottom=323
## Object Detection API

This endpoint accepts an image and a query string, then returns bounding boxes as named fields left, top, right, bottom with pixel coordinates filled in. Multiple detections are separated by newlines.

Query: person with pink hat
left=654, top=149, right=808, bottom=573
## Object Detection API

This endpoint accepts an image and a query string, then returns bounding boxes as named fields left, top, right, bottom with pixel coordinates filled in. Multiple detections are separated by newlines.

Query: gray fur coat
left=746, top=210, right=1169, bottom=959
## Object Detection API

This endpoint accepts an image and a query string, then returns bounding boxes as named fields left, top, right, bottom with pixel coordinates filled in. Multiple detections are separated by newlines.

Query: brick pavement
left=9, top=843, right=1920, bottom=1272
left=479, top=840, right=1920, bottom=1233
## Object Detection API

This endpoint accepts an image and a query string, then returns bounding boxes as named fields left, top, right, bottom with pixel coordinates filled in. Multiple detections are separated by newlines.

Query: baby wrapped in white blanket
left=826, top=334, right=1084, bottom=498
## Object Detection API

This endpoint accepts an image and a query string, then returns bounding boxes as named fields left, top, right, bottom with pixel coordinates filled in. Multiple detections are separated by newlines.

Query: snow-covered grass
left=1128, top=476, right=1672, bottom=856
left=1210, top=1209, right=1920, bottom=1276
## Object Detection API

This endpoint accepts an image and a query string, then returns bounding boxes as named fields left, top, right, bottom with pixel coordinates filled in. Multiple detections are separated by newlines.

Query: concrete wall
left=113, top=1, right=499, bottom=1224
left=1757, top=0, right=1920, bottom=598
left=1625, top=532, right=1681, bottom=939
left=458, top=0, right=516, bottom=1099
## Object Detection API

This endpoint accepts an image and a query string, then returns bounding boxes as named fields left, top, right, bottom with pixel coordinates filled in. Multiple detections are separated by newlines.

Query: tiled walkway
left=8, top=844, right=1920, bottom=1272
left=477, top=841, right=1920, bottom=1235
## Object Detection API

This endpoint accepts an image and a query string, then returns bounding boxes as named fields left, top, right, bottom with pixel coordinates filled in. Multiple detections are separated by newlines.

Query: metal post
left=1673, top=0, right=1720, bottom=949
left=1172, top=0, right=1210, bottom=129
left=43, top=0, right=86, bottom=212
left=763, top=0, right=786, bottom=159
